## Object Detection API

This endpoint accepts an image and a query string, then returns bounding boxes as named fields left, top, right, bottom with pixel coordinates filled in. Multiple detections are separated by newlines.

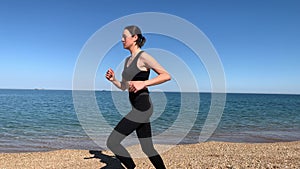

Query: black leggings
left=106, top=93, right=166, bottom=169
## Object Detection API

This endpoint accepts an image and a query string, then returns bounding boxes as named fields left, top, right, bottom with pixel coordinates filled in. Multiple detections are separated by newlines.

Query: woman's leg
left=107, top=117, right=140, bottom=169
left=136, top=122, right=166, bottom=169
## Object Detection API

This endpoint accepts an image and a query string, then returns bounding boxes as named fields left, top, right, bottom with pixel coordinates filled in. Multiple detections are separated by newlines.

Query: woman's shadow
left=84, top=150, right=125, bottom=169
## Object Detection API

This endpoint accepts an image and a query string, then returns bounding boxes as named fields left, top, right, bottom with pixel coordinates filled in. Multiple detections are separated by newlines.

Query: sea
left=0, top=89, right=299, bottom=153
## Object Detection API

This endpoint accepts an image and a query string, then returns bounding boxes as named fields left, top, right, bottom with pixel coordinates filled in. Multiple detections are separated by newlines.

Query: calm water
left=0, top=89, right=299, bottom=152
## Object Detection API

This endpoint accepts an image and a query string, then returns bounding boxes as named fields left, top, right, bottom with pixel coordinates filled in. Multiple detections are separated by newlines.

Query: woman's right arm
left=105, top=68, right=128, bottom=91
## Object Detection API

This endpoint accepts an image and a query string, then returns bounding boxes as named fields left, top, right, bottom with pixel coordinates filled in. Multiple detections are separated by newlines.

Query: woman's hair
left=124, top=25, right=146, bottom=48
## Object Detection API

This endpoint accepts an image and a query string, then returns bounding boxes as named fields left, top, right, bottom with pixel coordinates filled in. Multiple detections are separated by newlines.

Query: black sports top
left=122, top=51, right=150, bottom=96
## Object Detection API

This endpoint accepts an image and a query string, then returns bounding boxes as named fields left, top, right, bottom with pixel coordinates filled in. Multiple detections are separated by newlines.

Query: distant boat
left=34, top=88, right=45, bottom=90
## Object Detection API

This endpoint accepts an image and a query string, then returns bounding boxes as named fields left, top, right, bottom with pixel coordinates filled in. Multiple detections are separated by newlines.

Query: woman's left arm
left=144, top=55, right=171, bottom=87
left=129, top=53, right=171, bottom=93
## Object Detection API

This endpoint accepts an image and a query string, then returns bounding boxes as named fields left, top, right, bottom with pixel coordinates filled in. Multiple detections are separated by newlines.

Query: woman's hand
left=105, top=68, right=115, bottom=82
left=129, top=81, right=146, bottom=93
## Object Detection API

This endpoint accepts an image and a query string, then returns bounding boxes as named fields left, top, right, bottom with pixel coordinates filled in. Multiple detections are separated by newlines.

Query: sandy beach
left=1, top=141, right=299, bottom=169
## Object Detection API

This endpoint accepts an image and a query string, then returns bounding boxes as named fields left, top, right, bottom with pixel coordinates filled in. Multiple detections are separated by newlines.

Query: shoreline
left=1, top=141, right=299, bottom=168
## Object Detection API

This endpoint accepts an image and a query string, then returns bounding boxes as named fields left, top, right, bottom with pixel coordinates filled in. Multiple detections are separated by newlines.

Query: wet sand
left=0, top=141, right=299, bottom=169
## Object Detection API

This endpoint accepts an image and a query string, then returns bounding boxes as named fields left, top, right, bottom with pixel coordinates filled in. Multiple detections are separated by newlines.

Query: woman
left=105, top=25, right=170, bottom=169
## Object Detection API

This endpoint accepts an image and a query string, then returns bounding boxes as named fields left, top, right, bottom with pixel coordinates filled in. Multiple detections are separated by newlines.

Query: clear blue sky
left=0, top=0, right=299, bottom=94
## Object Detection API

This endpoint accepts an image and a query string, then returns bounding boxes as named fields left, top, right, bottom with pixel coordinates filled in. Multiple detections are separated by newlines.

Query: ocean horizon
left=0, top=89, right=299, bottom=153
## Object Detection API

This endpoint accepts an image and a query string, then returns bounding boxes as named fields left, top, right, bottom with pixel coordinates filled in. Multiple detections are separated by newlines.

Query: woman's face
left=121, top=29, right=137, bottom=49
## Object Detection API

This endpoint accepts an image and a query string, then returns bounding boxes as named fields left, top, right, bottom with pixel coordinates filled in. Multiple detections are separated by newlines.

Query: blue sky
left=0, top=0, right=299, bottom=94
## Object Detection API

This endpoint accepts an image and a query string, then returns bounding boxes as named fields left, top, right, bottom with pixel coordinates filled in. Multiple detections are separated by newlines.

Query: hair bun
left=139, top=36, right=146, bottom=47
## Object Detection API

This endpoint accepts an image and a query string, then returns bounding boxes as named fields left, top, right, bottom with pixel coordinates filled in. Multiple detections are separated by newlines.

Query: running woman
left=105, top=25, right=170, bottom=169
